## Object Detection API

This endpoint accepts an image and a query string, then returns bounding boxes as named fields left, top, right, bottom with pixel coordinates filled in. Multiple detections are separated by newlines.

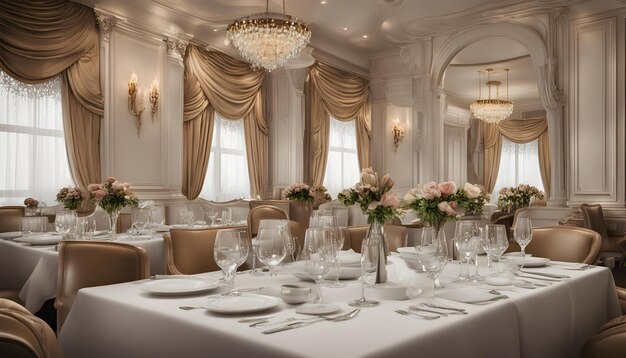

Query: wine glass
left=302, top=228, right=335, bottom=308
left=454, top=221, right=480, bottom=281
left=348, top=237, right=380, bottom=307
left=55, top=210, right=77, bottom=239
left=179, top=209, right=194, bottom=227
left=20, top=217, right=46, bottom=237
left=214, top=230, right=247, bottom=292
left=145, top=205, right=165, bottom=234
left=205, top=209, right=218, bottom=226
left=256, top=227, right=287, bottom=277
left=221, top=210, right=232, bottom=225
left=514, top=217, right=533, bottom=267
left=75, top=216, right=96, bottom=240
left=483, top=224, right=509, bottom=272
left=131, top=206, right=150, bottom=236
left=416, top=227, right=448, bottom=301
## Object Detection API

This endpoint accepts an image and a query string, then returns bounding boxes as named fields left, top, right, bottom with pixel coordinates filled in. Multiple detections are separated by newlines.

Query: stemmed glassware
left=483, top=224, right=509, bottom=272
left=312, top=215, right=345, bottom=288
left=416, top=227, right=448, bottom=301
left=20, top=217, right=47, bottom=237
left=205, top=209, right=218, bottom=226
left=146, top=205, right=165, bottom=234
left=348, top=237, right=380, bottom=307
left=454, top=221, right=481, bottom=281
left=256, top=227, right=287, bottom=277
left=130, top=205, right=151, bottom=236
left=179, top=209, right=194, bottom=227
left=214, top=230, right=249, bottom=293
left=75, top=216, right=96, bottom=240
left=55, top=210, right=77, bottom=239
left=301, top=228, right=336, bottom=310
left=514, top=217, right=533, bottom=267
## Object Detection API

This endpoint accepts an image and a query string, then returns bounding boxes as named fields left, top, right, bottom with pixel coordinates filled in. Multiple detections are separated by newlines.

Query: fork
left=395, top=309, right=440, bottom=320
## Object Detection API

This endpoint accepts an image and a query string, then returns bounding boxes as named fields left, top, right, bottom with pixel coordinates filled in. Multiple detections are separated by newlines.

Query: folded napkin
left=338, top=249, right=361, bottom=266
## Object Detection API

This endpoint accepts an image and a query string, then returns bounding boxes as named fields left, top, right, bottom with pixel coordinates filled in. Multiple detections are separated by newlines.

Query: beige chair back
left=55, top=241, right=149, bottom=332
left=247, top=205, right=288, bottom=240
left=525, top=226, right=602, bottom=264
left=0, top=298, right=63, bottom=358
left=580, top=203, right=616, bottom=252
left=164, top=227, right=245, bottom=275
left=341, top=225, right=406, bottom=253
left=0, top=206, right=25, bottom=233
left=582, top=315, right=626, bottom=358
left=117, top=212, right=132, bottom=234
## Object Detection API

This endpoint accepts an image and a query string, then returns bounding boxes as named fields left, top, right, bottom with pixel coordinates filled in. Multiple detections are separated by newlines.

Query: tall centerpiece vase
left=367, top=219, right=388, bottom=284
left=289, top=201, right=312, bottom=232
left=107, top=208, right=121, bottom=239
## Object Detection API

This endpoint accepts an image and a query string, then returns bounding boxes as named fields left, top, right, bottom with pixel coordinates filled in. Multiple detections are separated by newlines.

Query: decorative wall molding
left=94, top=9, right=122, bottom=42
left=312, top=48, right=369, bottom=79
left=165, top=35, right=191, bottom=61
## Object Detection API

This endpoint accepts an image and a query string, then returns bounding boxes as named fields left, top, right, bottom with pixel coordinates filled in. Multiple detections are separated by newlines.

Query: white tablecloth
left=58, top=257, right=620, bottom=358
left=0, top=236, right=166, bottom=312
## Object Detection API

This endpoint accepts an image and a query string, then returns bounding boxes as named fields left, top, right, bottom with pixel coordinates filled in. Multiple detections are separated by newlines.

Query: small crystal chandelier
left=469, top=68, right=514, bottom=124
left=227, top=0, right=311, bottom=71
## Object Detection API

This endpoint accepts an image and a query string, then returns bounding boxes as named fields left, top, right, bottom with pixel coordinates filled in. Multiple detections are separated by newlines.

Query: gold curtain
left=0, top=0, right=103, bottom=190
left=183, top=45, right=266, bottom=199
left=308, top=62, right=371, bottom=185
left=482, top=118, right=551, bottom=196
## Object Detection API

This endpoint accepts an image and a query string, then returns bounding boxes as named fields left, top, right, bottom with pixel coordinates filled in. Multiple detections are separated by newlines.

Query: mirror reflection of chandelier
left=469, top=68, right=514, bottom=124
left=227, top=0, right=311, bottom=71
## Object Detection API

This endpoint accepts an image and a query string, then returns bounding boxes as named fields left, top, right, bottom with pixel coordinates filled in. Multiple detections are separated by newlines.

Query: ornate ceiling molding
left=94, top=8, right=125, bottom=42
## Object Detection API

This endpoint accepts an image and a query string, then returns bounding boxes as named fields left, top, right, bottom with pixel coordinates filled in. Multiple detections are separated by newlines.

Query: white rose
left=464, top=183, right=482, bottom=199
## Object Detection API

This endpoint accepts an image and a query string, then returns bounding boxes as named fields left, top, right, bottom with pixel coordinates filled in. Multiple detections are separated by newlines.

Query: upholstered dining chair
left=580, top=203, right=625, bottom=266
left=524, top=226, right=602, bottom=264
left=55, top=241, right=150, bottom=333
left=247, top=205, right=288, bottom=240
left=582, top=314, right=626, bottom=358
left=0, top=206, right=25, bottom=232
left=0, top=298, right=63, bottom=358
left=163, top=227, right=238, bottom=275
left=617, top=287, right=626, bottom=315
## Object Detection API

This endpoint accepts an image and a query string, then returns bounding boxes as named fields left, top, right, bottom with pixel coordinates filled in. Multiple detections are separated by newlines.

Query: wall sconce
left=128, top=73, right=146, bottom=136
left=149, top=79, right=159, bottom=121
left=392, top=118, right=405, bottom=152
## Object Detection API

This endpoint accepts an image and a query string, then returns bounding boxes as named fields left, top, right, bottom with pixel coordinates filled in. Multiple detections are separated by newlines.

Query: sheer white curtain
left=199, top=113, right=250, bottom=201
left=0, top=70, right=73, bottom=205
left=491, top=137, right=545, bottom=201
left=323, top=117, right=360, bottom=197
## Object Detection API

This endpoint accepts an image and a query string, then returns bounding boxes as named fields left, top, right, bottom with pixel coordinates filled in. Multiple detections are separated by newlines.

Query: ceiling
left=77, top=0, right=602, bottom=69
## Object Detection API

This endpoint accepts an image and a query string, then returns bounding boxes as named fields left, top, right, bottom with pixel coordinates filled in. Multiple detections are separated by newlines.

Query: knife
left=519, top=269, right=570, bottom=279
left=262, top=318, right=325, bottom=334
left=516, top=274, right=562, bottom=282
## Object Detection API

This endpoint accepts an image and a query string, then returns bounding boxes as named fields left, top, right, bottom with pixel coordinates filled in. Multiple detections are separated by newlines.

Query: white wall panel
left=383, top=105, right=413, bottom=193
left=443, top=124, right=467, bottom=185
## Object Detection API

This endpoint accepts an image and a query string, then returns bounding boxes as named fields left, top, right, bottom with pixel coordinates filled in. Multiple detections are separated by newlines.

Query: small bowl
left=370, top=282, right=409, bottom=300
left=280, top=284, right=312, bottom=305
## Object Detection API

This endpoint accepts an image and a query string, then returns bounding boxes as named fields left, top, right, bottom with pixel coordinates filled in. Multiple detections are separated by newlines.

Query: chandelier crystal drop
left=227, top=0, right=311, bottom=71
left=469, top=68, right=514, bottom=124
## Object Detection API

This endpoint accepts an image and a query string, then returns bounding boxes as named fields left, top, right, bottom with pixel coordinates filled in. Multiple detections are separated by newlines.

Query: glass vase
left=25, top=207, right=38, bottom=216
left=366, top=219, right=388, bottom=284
left=107, top=208, right=122, bottom=239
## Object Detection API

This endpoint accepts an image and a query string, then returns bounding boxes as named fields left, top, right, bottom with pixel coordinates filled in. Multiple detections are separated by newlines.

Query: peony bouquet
left=337, top=167, right=402, bottom=225
left=23, top=197, right=39, bottom=208
left=456, top=183, right=491, bottom=215
left=403, top=181, right=464, bottom=231
left=88, top=176, right=139, bottom=215
left=311, top=185, right=332, bottom=201
left=283, top=183, right=315, bottom=203
left=56, top=187, right=85, bottom=210
left=497, top=184, right=543, bottom=210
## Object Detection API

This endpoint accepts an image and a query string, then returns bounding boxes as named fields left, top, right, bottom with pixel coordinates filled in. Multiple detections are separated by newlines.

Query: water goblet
left=205, top=209, right=218, bottom=226
left=221, top=210, right=232, bottom=225
left=256, top=227, right=287, bottom=277
left=301, top=228, right=336, bottom=310
left=416, top=227, right=448, bottom=301
left=75, top=216, right=96, bottom=240
left=55, top=210, right=77, bottom=239
left=348, top=237, right=380, bottom=307
left=20, top=217, right=46, bottom=237
left=214, top=230, right=247, bottom=292
left=179, top=209, right=194, bottom=227
left=483, top=224, right=509, bottom=272
left=514, top=217, right=533, bottom=267
left=454, top=221, right=480, bottom=281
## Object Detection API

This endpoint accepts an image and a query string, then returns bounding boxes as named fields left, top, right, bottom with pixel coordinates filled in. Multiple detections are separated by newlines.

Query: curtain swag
left=482, top=118, right=551, bottom=197
left=183, top=45, right=267, bottom=200
left=0, top=0, right=103, bottom=190
left=308, top=62, right=371, bottom=186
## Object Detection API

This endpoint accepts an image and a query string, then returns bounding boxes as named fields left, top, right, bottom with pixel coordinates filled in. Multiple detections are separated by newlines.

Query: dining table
left=58, top=255, right=621, bottom=358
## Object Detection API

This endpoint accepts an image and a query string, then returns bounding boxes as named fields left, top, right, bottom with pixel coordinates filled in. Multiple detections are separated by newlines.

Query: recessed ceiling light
left=320, top=0, right=328, bottom=4
left=213, top=28, right=218, bottom=32
left=362, top=35, right=368, bottom=38
left=343, top=27, right=348, bottom=31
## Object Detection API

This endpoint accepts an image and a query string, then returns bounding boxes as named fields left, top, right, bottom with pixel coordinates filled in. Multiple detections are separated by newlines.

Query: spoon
left=395, top=309, right=440, bottom=320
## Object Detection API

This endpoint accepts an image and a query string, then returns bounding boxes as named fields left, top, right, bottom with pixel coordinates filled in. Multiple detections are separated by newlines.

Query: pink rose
left=106, top=176, right=116, bottom=184
left=438, top=181, right=457, bottom=196
left=463, top=183, right=481, bottom=199
left=380, top=192, right=400, bottom=208
left=438, top=201, right=457, bottom=216
left=87, top=184, right=100, bottom=192
left=422, top=182, right=441, bottom=200
left=94, top=190, right=108, bottom=200
left=381, top=174, right=395, bottom=191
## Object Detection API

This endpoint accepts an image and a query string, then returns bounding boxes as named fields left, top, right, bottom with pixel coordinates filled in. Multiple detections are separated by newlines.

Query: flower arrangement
left=311, top=185, right=332, bottom=201
left=23, top=197, right=39, bottom=208
left=403, top=181, right=464, bottom=231
left=337, top=167, right=402, bottom=224
left=497, top=184, right=544, bottom=210
left=56, top=187, right=85, bottom=210
left=456, top=183, right=491, bottom=215
left=283, top=183, right=315, bottom=203
left=87, top=177, right=139, bottom=215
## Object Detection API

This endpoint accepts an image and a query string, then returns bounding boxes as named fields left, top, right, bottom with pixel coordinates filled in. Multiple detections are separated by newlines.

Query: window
left=0, top=70, right=73, bottom=205
left=200, top=113, right=250, bottom=201
left=491, top=137, right=545, bottom=200
left=323, top=117, right=360, bottom=197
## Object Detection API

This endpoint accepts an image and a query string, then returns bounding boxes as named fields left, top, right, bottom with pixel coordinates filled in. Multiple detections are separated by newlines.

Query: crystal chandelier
left=227, top=0, right=311, bottom=71
left=469, top=68, right=514, bottom=124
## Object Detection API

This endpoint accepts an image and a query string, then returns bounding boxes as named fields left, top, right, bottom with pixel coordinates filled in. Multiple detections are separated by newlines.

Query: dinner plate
left=438, top=288, right=500, bottom=303
left=0, top=231, right=22, bottom=240
left=504, top=256, right=550, bottom=267
left=170, top=224, right=211, bottom=230
left=14, top=234, right=63, bottom=245
left=296, top=303, right=340, bottom=315
left=202, top=294, right=281, bottom=314
left=140, top=278, right=220, bottom=295
left=337, top=250, right=361, bottom=266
